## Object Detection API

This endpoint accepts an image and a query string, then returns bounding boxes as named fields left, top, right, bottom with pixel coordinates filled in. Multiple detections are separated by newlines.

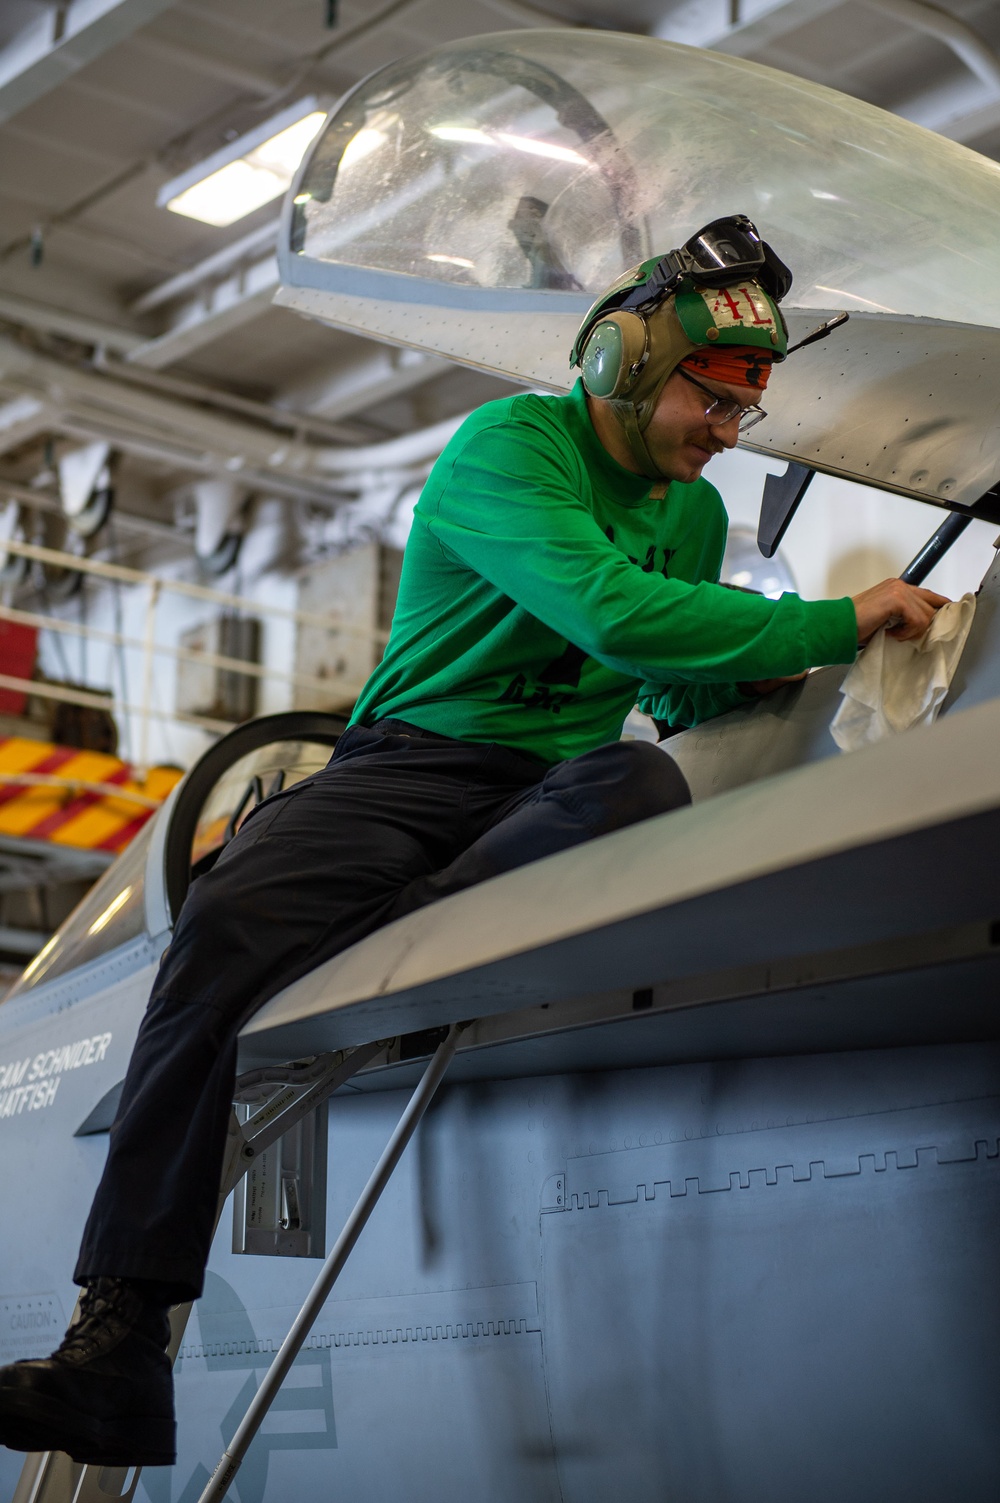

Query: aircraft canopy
left=277, top=30, right=1000, bottom=509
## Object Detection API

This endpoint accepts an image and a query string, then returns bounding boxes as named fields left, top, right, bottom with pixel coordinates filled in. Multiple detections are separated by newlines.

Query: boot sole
left=0, top=1387, right=175, bottom=1467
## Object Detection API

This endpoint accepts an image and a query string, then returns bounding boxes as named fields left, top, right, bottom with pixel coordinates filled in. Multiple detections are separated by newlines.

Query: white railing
left=0, top=537, right=382, bottom=764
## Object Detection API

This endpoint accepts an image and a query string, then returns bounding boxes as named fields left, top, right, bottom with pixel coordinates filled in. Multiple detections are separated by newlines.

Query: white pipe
left=0, top=473, right=179, bottom=542
left=192, top=477, right=245, bottom=557
left=317, top=412, right=468, bottom=472
left=0, top=336, right=461, bottom=495
left=0, top=333, right=308, bottom=469
left=864, top=0, right=1000, bottom=94
left=130, top=221, right=280, bottom=314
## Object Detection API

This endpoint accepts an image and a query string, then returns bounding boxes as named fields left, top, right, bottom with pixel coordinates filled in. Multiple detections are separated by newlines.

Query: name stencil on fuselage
left=0, top=1031, right=112, bottom=1120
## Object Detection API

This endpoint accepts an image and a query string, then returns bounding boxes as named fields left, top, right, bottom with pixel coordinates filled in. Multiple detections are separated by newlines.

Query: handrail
left=0, top=771, right=160, bottom=807
left=0, top=601, right=358, bottom=697
left=0, top=537, right=389, bottom=644
left=0, top=672, right=236, bottom=737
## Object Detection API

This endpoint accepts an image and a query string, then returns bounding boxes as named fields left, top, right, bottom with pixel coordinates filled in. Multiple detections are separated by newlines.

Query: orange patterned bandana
left=679, top=346, right=774, bottom=390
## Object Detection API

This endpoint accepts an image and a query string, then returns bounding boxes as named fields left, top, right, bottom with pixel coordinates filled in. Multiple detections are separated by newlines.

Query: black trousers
left=76, top=720, right=690, bottom=1300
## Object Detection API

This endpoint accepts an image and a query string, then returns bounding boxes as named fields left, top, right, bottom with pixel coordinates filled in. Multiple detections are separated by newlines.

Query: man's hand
left=851, top=578, right=950, bottom=645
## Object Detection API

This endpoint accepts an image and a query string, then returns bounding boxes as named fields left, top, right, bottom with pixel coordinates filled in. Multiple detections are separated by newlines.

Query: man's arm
left=637, top=576, right=951, bottom=730
left=424, top=417, right=859, bottom=686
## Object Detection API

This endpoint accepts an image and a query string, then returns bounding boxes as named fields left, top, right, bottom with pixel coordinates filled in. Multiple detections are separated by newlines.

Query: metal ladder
left=11, top=1027, right=464, bottom=1503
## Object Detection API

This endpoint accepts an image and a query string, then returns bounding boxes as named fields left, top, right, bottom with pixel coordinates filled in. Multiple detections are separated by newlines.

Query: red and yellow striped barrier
left=0, top=738, right=183, bottom=855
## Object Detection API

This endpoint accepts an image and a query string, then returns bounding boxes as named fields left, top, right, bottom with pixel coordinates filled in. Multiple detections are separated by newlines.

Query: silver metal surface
left=744, top=312, right=1000, bottom=507
left=239, top=692, right=1000, bottom=1063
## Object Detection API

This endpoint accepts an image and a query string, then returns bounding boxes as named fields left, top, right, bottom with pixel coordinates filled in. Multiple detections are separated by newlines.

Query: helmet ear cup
left=579, top=311, right=648, bottom=399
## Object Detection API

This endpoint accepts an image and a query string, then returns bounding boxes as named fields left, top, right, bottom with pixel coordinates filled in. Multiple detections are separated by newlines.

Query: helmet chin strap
left=610, top=402, right=661, bottom=480
left=610, top=365, right=678, bottom=482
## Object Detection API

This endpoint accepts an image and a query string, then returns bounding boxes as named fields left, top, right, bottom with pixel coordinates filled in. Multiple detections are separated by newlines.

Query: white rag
left=830, top=592, right=977, bottom=753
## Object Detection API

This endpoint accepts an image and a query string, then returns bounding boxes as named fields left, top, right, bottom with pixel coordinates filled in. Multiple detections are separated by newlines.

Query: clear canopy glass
left=288, top=29, right=1000, bottom=325
left=278, top=31, right=1000, bottom=508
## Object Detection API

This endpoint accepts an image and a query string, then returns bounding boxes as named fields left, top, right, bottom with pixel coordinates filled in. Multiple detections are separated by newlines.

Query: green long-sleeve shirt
left=350, top=380, right=857, bottom=763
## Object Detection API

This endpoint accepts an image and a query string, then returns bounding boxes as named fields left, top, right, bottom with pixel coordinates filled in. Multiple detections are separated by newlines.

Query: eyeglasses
left=676, top=366, right=767, bottom=433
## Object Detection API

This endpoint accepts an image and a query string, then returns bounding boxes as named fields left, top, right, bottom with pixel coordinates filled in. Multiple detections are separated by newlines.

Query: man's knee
left=608, top=739, right=691, bottom=820
left=555, top=738, right=690, bottom=833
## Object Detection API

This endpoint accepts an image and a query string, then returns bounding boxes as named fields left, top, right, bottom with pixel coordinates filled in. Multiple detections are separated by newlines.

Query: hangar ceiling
left=0, top=0, right=999, bottom=551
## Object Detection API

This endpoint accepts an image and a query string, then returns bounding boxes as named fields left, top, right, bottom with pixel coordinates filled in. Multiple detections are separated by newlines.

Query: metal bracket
left=230, top=1046, right=384, bottom=1258
left=757, top=462, right=814, bottom=559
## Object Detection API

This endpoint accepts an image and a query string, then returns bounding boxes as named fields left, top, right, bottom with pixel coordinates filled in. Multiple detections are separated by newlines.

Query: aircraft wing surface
left=240, top=695, right=1000, bottom=1068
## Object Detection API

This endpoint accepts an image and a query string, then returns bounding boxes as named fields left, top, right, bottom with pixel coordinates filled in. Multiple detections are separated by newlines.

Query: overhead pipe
left=0, top=289, right=362, bottom=444
left=864, top=0, right=1000, bottom=94
left=0, top=289, right=143, bottom=355
left=316, top=412, right=469, bottom=472
left=0, top=337, right=463, bottom=500
left=130, top=222, right=281, bottom=315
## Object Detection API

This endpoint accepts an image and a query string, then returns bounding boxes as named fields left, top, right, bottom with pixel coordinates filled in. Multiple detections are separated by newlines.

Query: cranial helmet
left=571, top=215, right=791, bottom=479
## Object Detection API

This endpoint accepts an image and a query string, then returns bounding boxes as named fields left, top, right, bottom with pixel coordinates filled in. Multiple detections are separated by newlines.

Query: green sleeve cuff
left=803, top=596, right=858, bottom=666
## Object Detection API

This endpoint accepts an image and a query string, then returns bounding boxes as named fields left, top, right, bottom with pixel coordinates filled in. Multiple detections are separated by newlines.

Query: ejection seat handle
left=197, top=1021, right=468, bottom=1503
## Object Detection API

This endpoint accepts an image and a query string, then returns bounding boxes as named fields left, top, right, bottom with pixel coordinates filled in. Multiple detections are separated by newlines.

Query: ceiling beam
left=938, top=95, right=1000, bottom=144
left=863, top=0, right=1000, bottom=95
left=897, top=70, right=1000, bottom=144
left=654, top=0, right=845, bottom=55
left=129, top=244, right=452, bottom=421
left=0, top=290, right=144, bottom=354
left=0, top=0, right=176, bottom=126
left=128, top=251, right=279, bottom=368
left=128, top=31, right=282, bottom=97
left=655, top=0, right=1000, bottom=150
left=278, top=348, right=451, bottom=425
left=129, top=220, right=278, bottom=312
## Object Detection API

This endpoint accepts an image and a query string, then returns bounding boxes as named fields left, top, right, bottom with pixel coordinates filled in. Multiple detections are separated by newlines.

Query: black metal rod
left=900, top=510, right=973, bottom=586
left=785, top=311, right=849, bottom=356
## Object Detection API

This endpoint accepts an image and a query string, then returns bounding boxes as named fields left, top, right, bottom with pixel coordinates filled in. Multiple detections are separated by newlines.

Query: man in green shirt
left=0, top=219, right=946, bottom=1469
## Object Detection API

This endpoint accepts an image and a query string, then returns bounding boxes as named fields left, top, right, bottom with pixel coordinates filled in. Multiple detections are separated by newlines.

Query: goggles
left=619, top=215, right=793, bottom=316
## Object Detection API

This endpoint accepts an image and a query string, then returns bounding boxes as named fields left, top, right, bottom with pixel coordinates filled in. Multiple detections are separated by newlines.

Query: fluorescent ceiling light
left=159, top=100, right=326, bottom=228
left=428, top=123, right=591, bottom=168
left=430, top=125, right=493, bottom=145
left=496, top=132, right=591, bottom=167
left=339, top=128, right=388, bottom=170
left=426, top=253, right=475, bottom=268
left=814, top=285, right=895, bottom=312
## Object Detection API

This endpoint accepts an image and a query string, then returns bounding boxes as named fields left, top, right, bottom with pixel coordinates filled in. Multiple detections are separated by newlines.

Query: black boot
left=0, top=1278, right=176, bottom=1466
